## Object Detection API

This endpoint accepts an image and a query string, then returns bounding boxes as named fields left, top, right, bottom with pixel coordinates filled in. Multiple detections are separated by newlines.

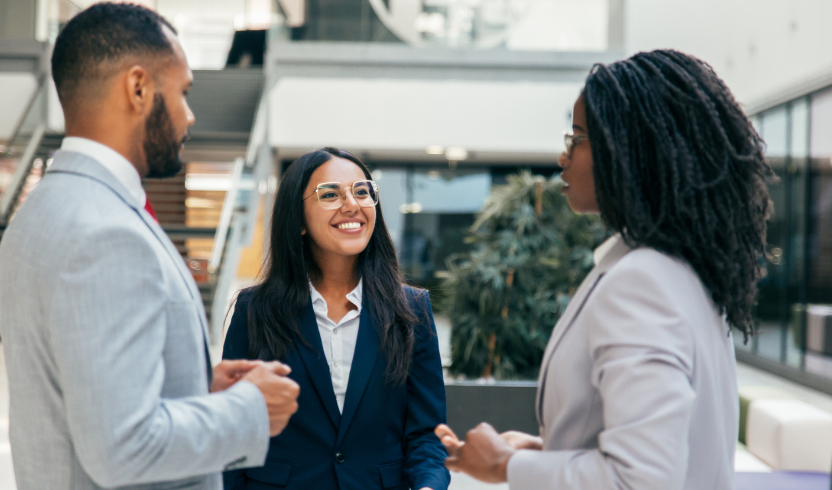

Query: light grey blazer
left=0, top=151, right=270, bottom=490
left=507, top=235, right=738, bottom=490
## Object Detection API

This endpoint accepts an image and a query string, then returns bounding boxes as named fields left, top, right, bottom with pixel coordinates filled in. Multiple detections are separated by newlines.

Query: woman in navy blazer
left=223, top=147, right=450, bottom=490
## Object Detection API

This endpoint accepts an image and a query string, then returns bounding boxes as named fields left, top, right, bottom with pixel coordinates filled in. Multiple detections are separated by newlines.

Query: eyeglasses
left=303, top=180, right=380, bottom=210
left=563, top=132, right=589, bottom=157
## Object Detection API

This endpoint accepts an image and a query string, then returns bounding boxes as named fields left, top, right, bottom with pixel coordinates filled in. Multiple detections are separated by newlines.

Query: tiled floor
left=1, top=317, right=831, bottom=488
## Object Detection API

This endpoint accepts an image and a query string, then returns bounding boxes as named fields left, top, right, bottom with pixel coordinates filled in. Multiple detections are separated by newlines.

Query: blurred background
left=4, top=1, right=832, bottom=488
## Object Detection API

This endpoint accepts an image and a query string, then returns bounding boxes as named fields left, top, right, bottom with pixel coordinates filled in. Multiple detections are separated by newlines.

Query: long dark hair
left=582, top=49, right=773, bottom=340
left=244, top=147, right=417, bottom=385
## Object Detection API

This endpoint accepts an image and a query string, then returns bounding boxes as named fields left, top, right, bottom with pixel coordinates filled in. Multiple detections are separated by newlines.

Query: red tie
left=143, top=198, right=158, bottom=223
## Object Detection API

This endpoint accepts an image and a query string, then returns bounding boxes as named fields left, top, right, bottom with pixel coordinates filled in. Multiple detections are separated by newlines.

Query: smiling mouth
left=336, top=222, right=363, bottom=230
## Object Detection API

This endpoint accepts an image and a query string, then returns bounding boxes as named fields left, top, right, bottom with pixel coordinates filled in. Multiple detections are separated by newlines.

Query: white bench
left=746, top=398, right=832, bottom=472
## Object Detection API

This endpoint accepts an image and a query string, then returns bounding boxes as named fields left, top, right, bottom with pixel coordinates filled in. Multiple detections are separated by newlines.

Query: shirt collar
left=593, top=233, right=623, bottom=266
left=309, top=278, right=363, bottom=312
left=60, top=137, right=146, bottom=206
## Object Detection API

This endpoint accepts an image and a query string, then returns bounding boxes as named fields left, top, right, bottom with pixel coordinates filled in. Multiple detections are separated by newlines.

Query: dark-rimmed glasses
left=564, top=132, right=589, bottom=157
left=303, top=180, right=380, bottom=210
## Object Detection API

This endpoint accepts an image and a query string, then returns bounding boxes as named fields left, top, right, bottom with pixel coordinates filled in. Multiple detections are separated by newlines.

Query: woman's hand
left=211, top=359, right=259, bottom=392
left=435, top=423, right=515, bottom=483
left=500, top=431, right=543, bottom=450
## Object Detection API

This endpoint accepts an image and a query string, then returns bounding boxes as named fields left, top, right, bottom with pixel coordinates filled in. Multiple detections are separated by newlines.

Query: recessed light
left=445, top=147, right=468, bottom=161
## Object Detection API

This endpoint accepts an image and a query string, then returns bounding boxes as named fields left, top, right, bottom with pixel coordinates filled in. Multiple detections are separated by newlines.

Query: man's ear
left=125, top=65, right=154, bottom=115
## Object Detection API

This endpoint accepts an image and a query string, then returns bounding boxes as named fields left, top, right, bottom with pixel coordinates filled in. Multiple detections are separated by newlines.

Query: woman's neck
left=310, top=250, right=359, bottom=296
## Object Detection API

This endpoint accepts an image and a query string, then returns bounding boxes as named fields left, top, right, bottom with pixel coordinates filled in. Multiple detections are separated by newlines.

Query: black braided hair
left=583, top=49, right=774, bottom=341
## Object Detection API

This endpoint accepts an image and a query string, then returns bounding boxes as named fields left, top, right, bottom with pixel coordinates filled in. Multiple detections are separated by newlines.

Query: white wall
left=268, top=77, right=583, bottom=156
left=625, top=0, right=832, bottom=106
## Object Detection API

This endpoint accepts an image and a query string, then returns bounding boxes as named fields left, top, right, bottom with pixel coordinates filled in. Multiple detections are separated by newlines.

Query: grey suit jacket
left=508, top=235, right=738, bottom=490
left=0, top=151, right=270, bottom=490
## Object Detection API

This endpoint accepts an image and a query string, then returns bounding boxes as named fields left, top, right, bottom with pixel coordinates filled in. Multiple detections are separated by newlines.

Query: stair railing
left=208, top=94, right=269, bottom=342
left=0, top=76, right=49, bottom=224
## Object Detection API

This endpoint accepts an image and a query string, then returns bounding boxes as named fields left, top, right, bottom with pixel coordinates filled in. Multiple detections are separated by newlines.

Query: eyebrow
left=572, top=124, right=587, bottom=133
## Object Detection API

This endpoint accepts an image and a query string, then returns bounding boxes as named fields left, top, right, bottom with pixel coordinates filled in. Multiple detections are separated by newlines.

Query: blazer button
left=335, top=451, right=345, bottom=464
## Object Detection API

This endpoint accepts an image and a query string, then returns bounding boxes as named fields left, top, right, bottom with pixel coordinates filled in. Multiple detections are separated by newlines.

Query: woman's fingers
left=435, top=424, right=458, bottom=442
left=436, top=424, right=463, bottom=457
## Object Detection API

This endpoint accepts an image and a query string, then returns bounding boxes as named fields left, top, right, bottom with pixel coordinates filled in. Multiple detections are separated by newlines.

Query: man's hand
left=435, top=423, right=515, bottom=483
left=500, top=430, right=543, bottom=451
left=242, top=362, right=300, bottom=436
left=211, top=360, right=261, bottom=393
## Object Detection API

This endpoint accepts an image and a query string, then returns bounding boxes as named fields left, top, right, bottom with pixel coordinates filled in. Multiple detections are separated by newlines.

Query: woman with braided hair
left=435, top=49, right=773, bottom=490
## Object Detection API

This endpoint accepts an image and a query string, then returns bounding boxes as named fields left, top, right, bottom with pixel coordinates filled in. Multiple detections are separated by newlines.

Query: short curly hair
left=583, top=49, right=774, bottom=340
left=51, top=2, right=177, bottom=105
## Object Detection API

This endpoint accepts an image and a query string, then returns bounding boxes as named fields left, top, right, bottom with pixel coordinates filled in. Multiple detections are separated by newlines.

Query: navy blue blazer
left=222, top=286, right=450, bottom=490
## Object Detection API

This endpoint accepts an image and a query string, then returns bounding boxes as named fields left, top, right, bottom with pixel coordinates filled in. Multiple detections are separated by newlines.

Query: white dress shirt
left=309, top=279, right=363, bottom=413
left=60, top=137, right=147, bottom=207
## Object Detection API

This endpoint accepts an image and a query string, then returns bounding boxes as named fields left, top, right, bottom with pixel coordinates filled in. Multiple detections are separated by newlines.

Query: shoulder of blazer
left=596, top=246, right=708, bottom=316
left=402, top=285, right=431, bottom=318
left=236, top=287, right=257, bottom=307
left=402, top=284, right=429, bottom=305
left=606, top=247, right=699, bottom=285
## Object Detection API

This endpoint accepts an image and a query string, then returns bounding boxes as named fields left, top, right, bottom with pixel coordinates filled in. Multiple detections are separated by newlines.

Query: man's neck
left=64, top=129, right=146, bottom=177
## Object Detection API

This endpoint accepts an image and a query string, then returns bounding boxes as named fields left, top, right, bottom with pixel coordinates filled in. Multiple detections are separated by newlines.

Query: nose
left=340, top=189, right=359, bottom=213
left=557, top=151, right=569, bottom=170
left=185, top=101, right=196, bottom=128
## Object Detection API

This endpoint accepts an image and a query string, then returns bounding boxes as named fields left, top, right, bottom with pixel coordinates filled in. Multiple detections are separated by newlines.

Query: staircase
left=0, top=70, right=267, bottom=340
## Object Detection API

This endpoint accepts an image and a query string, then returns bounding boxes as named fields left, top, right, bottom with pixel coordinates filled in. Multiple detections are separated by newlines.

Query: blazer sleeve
left=507, top=261, right=696, bottom=490
left=404, top=290, right=451, bottom=490
left=47, top=224, right=270, bottom=489
left=222, top=292, right=254, bottom=490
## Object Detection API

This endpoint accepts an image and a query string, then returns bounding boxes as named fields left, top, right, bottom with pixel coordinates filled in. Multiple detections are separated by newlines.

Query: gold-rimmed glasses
left=563, top=132, right=589, bottom=157
left=303, top=180, right=380, bottom=210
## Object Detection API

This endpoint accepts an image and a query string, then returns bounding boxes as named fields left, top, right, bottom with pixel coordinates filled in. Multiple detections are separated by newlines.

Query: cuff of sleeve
left=413, top=474, right=449, bottom=490
left=507, top=449, right=539, bottom=490
left=227, top=380, right=270, bottom=467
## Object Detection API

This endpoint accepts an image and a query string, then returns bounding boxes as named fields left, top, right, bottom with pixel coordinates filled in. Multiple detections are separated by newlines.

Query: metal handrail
left=207, top=91, right=269, bottom=341
left=209, top=157, right=244, bottom=273
left=2, top=75, right=47, bottom=151
left=0, top=124, right=46, bottom=222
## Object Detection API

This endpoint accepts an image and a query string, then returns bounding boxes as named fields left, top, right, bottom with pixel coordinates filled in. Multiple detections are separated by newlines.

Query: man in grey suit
left=0, top=3, right=299, bottom=489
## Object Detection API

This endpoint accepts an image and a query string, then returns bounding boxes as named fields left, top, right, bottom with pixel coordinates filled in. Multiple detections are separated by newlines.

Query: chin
left=338, top=244, right=370, bottom=257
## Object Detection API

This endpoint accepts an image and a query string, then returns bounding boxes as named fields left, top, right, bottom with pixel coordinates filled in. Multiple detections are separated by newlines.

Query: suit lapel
left=294, top=299, right=342, bottom=429
left=336, top=302, right=379, bottom=446
left=135, top=198, right=213, bottom=385
left=535, top=236, right=633, bottom=424
left=535, top=268, right=605, bottom=424
left=48, top=151, right=213, bottom=385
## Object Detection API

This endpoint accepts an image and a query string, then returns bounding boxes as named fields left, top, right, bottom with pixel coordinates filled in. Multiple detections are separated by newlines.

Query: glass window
left=808, top=89, right=832, bottom=300
left=756, top=106, right=789, bottom=361
left=374, top=165, right=491, bottom=284
left=374, top=168, right=408, bottom=253
left=786, top=98, right=810, bottom=368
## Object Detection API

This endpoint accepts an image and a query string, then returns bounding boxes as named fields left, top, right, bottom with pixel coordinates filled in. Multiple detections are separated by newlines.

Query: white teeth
left=337, top=222, right=362, bottom=230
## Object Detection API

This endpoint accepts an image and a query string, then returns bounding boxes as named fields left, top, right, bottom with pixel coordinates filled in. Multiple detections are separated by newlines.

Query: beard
left=144, top=93, right=188, bottom=179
